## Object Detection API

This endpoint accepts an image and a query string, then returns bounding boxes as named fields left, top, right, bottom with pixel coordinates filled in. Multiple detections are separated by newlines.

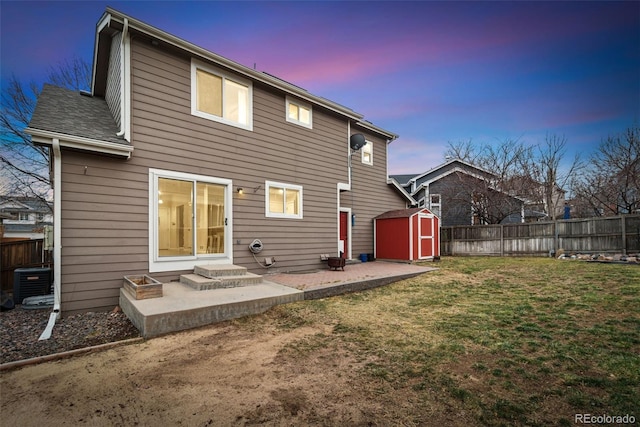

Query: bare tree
left=445, top=135, right=585, bottom=221
left=45, top=57, right=91, bottom=92
left=0, top=56, right=90, bottom=206
left=444, top=138, right=531, bottom=223
left=520, top=134, right=584, bottom=219
left=444, top=139, right=481, bottom=164
left=573, top=126, right=640, bottom=216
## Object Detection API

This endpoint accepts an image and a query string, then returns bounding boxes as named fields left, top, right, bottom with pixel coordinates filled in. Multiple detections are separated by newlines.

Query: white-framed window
left=265, top=181, right=303, bottom=219
left=429, top=194, right=441, bottom=217
left=191, top=59, right=253, bottom=131
left=362, top=141, right=373, bottom=165
left=18, top=212, right=30, bottom=221
left=286, top=97, right=312, bottom=128
left=149, top=169, right=232, bottom=273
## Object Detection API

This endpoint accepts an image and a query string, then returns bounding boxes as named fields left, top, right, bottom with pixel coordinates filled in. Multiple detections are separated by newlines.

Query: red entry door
left=340, top=212, right=348, bottom=258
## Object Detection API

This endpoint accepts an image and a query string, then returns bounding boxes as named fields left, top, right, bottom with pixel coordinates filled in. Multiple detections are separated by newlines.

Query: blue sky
left=2, top=1, right=639, bottom=174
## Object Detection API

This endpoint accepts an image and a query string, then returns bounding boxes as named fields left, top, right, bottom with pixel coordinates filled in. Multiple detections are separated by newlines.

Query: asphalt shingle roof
left=28, top=84, right=128, bottom=145
left=375, top=207, right=425, bottom=220
left=389, top=174, right=417, bottom=186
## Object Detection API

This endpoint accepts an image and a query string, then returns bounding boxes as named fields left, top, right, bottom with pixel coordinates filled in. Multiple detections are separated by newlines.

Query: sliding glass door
left=158, top=178, right=226, bottom=257
left=150, top=169, right=232, bottom=272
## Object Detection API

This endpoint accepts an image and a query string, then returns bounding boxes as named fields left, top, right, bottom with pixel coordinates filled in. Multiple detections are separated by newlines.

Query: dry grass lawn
left=1, top=257, right=638, bottom=426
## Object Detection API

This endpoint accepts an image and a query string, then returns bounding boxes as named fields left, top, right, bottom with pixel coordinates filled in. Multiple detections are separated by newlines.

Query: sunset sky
left=2, top=1, right=639, bottom=174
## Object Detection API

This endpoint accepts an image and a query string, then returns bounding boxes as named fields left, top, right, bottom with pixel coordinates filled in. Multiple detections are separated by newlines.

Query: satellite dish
left=350, top=134, right=366, bottom=151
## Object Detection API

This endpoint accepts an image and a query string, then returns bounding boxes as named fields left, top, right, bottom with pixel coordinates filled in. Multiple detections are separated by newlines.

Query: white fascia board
left=104, top=7, right=363, bottom=122
left=26, top=128, right=133, bottom=158
left=354, top=120, right=398, bottom=142
left=415, top=166, right=488, bottom=191
left=388, top=178, right=416, bottom=205
left=412, top=167, right=526, bottom=202
left=0, top=200, right=32, bottom=210
left=411, top=158, right=495, bottom=184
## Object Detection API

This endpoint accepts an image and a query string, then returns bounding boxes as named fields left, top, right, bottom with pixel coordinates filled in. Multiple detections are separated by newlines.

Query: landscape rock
left=0, top=306, right=140, bottom=365
left=556, top=252, right=640, bottom=265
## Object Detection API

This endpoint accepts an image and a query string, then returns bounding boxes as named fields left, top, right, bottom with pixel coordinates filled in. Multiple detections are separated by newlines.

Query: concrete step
left=120, top=281, right=304, bottom=338
left=194, top=264, right=248, bottom=278
left=180, top=272, right=263, bottom=290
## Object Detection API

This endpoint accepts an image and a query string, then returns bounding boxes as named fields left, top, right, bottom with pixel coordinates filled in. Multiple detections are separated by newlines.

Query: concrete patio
left=120, top=261, right=437, bottom=338
left=268, top=261, right=437, bottom=299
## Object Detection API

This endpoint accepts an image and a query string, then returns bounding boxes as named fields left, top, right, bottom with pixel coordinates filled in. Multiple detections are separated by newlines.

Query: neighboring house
left=503, top=175, right=567, bottom=220
left=391, top=158, right=525, bottom=226
left=0, top=197, right=53, bottom=240
left=25, top=8, right=413, bottom=315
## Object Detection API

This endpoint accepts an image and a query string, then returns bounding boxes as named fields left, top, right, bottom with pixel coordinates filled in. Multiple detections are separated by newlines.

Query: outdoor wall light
left=237, top=187, right=244, bottom=194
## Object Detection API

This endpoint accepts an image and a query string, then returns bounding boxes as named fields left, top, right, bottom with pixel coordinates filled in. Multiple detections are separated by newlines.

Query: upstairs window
left=362, top=141, right=373, bottom=165
left=429, top=194, right=441, bottom=218
left=191, top=60, right=252, bottom=130
left=286, top=97, right=312, bottom=128
left=265, top=181, right=303, bottom=219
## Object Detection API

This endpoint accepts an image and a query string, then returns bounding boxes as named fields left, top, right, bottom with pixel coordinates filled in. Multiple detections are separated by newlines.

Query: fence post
left=621, top=215, right=627, bottom=255
left=554, top=220, right=558, bottom=256
left=450, top=227, right=455, bottom=256
left=500, top=224, right=504, bottom=257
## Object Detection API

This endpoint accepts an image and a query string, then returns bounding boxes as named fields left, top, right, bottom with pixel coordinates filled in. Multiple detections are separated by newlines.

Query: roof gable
left=412, top=158, right=493, bottom=186
left=389, top=174, right=419, bottom=185
left=0, top=197, right=52, bottom=212
left=0, top=199, right=32, bottom=211
left=95, top=8, right=397, bottom=141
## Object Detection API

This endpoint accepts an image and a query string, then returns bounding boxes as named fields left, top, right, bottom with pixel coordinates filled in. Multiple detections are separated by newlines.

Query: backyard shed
left=374, top=208, right=440, bottom=262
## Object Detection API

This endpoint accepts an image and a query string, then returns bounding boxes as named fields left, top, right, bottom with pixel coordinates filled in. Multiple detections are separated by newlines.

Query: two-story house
left=25, top=8, right=413, bottom=315
left=0, top=197, right=53, bottom=240
left=391, top=158, right=525, bottom=226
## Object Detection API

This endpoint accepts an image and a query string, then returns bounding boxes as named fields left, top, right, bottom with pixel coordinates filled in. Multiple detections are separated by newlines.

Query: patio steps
left=120, top=263, right=302, bottom=337
left=180, top=264, right=263, bottom=290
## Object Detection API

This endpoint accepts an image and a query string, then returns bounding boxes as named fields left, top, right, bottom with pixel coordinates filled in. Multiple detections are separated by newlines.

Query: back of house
left=26, top=8, right=413, bottom=315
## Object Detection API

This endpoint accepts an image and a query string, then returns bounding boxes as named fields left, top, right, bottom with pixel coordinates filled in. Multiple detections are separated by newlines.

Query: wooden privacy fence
left=441, top=214, right=640, bottom=257
left=1, top=239, right=52, bottom=294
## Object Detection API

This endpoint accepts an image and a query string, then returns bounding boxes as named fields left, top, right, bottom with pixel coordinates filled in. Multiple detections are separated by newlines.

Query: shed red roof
left=374, top=207, right=430, bottom=220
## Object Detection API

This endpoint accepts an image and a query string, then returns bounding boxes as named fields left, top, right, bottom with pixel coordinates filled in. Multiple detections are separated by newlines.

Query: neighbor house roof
left=0, top=196, right=52, bottom=213
left=395, top=158, right=527, bottom=203
left=410, top=158, right=494, bottom=186
left=389, top=174, right=419, bottom=185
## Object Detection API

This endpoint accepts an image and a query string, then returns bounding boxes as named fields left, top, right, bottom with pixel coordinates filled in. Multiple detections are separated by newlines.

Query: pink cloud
left=388, top=137, right=448, bottom=175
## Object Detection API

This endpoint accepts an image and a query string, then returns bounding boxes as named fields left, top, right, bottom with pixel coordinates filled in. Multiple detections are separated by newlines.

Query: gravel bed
left=0, top=305, right=141, bottom=365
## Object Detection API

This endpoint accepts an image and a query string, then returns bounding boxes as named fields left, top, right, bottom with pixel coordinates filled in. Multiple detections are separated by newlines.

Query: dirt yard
left=0, top=318, right=462, bottom=426
left=3, top=257, right=637, bottom=425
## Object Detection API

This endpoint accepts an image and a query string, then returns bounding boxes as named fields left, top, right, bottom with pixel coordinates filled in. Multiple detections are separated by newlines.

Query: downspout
left=39, top=138, right=62, bottom=340
left=336, top=122, right=352, bottom=255
left=116, top=18, right=129, bottom=138
left=347, top=121, right=353, bottom=190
